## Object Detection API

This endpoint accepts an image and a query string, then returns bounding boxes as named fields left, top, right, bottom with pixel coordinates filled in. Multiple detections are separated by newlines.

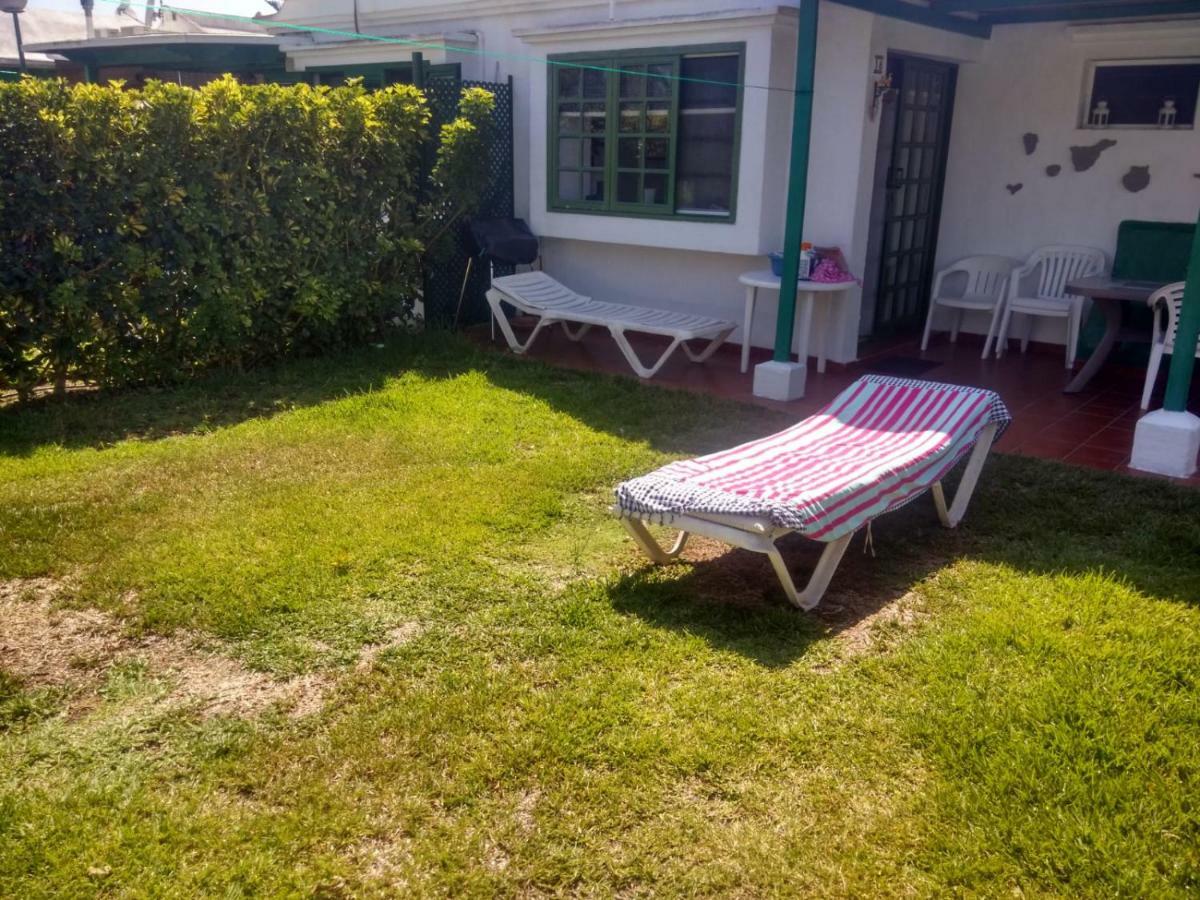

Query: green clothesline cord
left=88, top=0, right=796, bottom=95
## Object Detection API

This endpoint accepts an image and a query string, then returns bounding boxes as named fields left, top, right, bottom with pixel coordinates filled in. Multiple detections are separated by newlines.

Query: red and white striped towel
left=615, top=375, right=1010, bottom=542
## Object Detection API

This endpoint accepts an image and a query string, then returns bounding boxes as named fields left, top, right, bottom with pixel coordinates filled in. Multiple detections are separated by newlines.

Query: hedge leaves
left=0, top=77, right=495, bottom=399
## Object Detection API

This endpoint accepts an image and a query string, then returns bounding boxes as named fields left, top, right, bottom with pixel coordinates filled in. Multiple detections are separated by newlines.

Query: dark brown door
left=872, top=56, right=957, bottom=335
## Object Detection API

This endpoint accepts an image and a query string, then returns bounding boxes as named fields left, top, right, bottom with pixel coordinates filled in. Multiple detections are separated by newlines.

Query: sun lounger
left=614, top=375, right=1011, bottom=609
left=486, top=272, right=737, bottom=379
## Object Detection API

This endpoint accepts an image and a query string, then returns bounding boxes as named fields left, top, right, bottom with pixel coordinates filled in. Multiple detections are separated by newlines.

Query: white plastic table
left=738, top=270, right=854, bottom=374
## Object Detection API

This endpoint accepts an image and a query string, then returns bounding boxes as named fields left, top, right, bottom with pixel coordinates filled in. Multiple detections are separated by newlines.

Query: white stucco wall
left=267, top=1, right=1199, bottom=361
left=935, top=19, right=1200, bottom=344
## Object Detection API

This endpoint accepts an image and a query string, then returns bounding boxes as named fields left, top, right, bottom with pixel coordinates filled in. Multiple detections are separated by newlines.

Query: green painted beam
left=1162, top=209, right=1200, bottom=413
left=986, top=0, right=1200, bottom=21
left=831, top=0, right=992, bottom=38
left=773, top=0, right=820, bottom=363
left=935, top=0, right=1199, bottom=10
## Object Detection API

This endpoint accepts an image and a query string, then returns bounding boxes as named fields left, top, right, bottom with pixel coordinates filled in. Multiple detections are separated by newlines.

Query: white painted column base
left=1130, top=409, right=1200, bottom=478
left=753, top=360, right=807, bottom=401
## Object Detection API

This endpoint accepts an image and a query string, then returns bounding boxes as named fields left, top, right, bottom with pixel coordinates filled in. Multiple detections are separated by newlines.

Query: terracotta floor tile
left=1083, top=426, right=1137, bottom=453
left=1065, top=445, right=1130, bottom=471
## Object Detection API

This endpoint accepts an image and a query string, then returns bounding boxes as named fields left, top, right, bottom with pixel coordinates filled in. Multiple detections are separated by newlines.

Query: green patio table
left=1064, top=275, right=1167, bottom=393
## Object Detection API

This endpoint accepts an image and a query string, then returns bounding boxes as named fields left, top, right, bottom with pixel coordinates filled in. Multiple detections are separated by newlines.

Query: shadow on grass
left=600, top=455, right=1200, bottom=665
left=0, top=334, right=482, bottom=458
left=0, top=330, right=780, bottom=460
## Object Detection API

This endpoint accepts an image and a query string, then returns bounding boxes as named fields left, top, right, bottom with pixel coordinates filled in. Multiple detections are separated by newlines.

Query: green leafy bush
left=0, top=77, right=495, bottom=398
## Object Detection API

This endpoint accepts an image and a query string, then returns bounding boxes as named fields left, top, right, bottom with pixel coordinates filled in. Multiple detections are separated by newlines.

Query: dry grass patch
left=1, top=577, right=331, bottom=719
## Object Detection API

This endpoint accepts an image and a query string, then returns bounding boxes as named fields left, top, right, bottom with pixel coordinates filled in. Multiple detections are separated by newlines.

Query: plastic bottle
left=797, top=242, right=814, bottom=280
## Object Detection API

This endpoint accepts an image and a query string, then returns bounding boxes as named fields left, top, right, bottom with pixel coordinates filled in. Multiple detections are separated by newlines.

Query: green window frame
left=548, top=44, right=744, bottom=223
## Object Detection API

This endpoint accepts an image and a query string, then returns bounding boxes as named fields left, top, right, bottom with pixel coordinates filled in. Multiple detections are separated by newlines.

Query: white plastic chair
left=995, top=246, right=1107, bottom=368
left=1140, top=282, right=1197, bottom=410
left=921, top=255, right=1019, bottom=359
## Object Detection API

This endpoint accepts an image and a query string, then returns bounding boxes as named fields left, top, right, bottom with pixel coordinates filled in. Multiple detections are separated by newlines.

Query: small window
left=1082, top=58, right=1200, bottom=129
left=549, top=45, right=743, bottom=221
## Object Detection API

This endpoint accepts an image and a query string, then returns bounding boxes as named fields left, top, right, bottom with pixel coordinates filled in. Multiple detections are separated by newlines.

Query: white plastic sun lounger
left=614, top=376, right=1011, bottom=609
left=486, top=271, right=737, bottom=379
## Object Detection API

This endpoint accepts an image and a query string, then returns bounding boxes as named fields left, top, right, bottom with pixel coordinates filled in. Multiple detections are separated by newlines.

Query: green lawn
left=1, top=333, right=1198, bottom=897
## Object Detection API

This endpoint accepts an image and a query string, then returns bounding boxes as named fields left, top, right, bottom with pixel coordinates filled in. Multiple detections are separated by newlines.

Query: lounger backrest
left=491, top=272, right=594, bottom=314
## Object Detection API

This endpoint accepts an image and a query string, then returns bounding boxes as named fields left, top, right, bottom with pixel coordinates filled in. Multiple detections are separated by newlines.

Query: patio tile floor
left=469, top=324, right=1200, bottom=486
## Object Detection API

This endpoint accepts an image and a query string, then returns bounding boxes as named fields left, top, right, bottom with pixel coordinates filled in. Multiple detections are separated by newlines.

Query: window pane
left=558, top=103, right=581, bottom=134
left=646, top=63, right=673, bottom=98
left=1090, top=62, right=1200, bottom=127
left=617, top=172, right=640, bottom=204
left=680, top=55, right=738, bottom=110
left=583, top=68, right=608, bottom=99
left=619, top=65, right=646, bottom=99
left=619, top=102, right=642, bottom=133
left=558, top=172, right=582, bottom=202
left=583, top=101, right=607, bottom=134
left=644, top=172, right=669, bottom=206
left=584, top=137, right=606, bottom=168
left=618, top=137, right=641, bottom=168
left=646, top=101, right=670, bottom=133
left=583, top=172, right=605, bottom=202
left=644, top=137, right=670, bottom=170
left=558, top=139, right=581, bottom=168
left=557, top=66, right=581, bottom=98
left=675, top=56, right=738, bottom=215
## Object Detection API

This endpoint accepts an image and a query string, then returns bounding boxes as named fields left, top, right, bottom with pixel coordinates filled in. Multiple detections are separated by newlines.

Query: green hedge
left=0, top=76, right=495, bottom=399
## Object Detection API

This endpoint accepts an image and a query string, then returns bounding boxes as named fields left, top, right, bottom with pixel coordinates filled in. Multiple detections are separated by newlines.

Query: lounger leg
left=486, top=291, right=558, bottom=355
left=681, top=326, right=737, bottom=364
left=608, top=327, right=685, bottom=379
left=621, top=518, right=689, bottom=564
left=766, top=533, right=854, bottom=610
left=562, top=322, right=593, bottom=343
left=931, top=424, right=998, bottom=528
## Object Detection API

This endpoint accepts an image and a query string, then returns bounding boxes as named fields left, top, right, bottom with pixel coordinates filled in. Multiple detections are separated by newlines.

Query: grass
left=1, top=331, right=1198, bottom=897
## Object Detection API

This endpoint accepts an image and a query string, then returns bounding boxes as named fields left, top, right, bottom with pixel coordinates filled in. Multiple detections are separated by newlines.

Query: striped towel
left=614, top=375, right=1010, bottom=542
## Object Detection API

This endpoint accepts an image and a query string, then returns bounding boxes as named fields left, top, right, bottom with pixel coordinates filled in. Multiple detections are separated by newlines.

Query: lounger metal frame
left=486, top=272, right=736, bottom=379
left=617, top=424, right=998, bottom=610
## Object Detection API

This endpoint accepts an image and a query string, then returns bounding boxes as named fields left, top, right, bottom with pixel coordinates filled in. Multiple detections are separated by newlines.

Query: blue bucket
left=768, top=252, right=785, bottom=277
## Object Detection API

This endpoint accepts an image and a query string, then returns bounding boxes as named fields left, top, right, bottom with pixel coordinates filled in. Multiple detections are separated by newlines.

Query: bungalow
left=264, top=0, right=1200, bottom=472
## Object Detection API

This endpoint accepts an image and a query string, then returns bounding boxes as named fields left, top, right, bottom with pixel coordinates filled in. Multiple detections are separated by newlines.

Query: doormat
left=863, top=356, right=941, bottom=378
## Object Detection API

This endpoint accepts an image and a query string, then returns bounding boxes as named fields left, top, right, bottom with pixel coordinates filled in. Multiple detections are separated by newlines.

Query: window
left=1082, top=58, right=1200, bottom=129
left=549, top=46, right=743, bottom=220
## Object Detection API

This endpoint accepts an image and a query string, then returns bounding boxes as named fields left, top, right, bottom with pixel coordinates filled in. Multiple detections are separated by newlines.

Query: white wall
left=936, top=19, right=1200, bottom=344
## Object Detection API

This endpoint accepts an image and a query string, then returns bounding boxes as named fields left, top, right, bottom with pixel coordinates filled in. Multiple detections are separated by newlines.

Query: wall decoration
left=1006, top=183, right=1024, bottom=195
left=1121, top=165, right=1150, bottom=193
left=1022, top=132, right=1039, bottom=155
left=1070, top=139, right=1117, bottom=172
left=1045, top=164, right=1062, bottom=177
